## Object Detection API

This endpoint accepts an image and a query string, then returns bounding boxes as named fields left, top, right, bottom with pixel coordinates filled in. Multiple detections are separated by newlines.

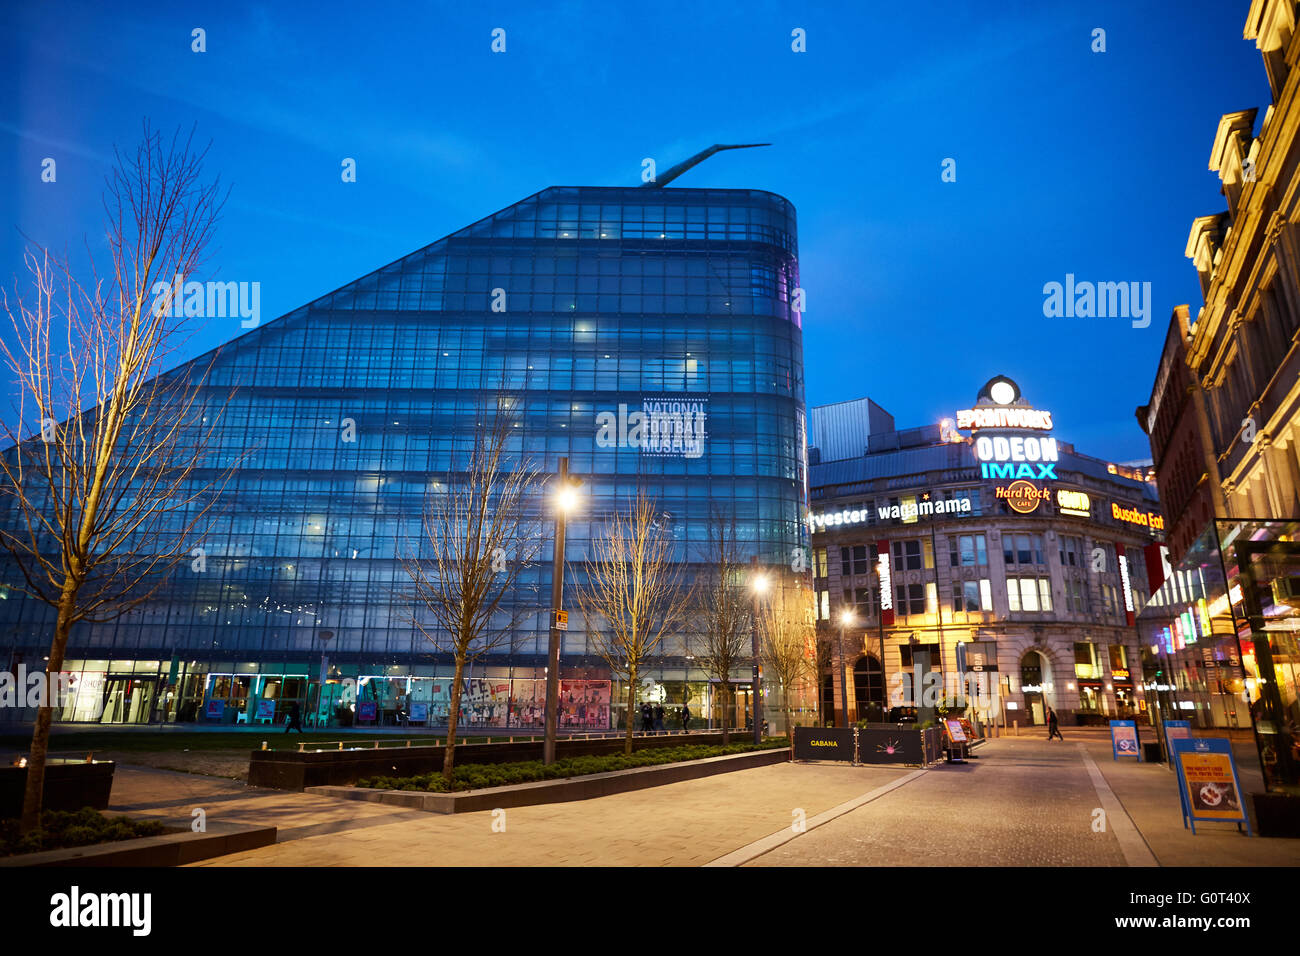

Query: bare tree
left=398, top=405, right=540, bottom=781
left=0, top=124, right=231, bottom=832
left=572, top=489, right=691, bottom=755
left=693, top=507, right=751, bottom=743
left=760, top=581, right=818, bottom=738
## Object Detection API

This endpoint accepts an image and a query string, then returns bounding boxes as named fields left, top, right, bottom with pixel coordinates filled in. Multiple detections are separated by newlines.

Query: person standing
left=654, top=703, right=665, bottom=733
left=285, top=701, right=303, bottom=734
left=1046, top=704, right=1064, bottom=741
left=681, top=703, right=691, bottom=734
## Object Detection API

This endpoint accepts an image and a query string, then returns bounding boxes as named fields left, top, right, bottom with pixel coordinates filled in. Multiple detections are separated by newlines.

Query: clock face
left=989, top=380, right=1016, bottom=405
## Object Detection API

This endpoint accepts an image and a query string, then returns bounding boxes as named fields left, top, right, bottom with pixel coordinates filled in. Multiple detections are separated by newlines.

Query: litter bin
left=1142, top=741, right=1162, bottom=763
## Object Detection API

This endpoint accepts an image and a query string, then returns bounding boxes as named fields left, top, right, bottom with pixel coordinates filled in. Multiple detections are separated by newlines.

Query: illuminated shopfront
left=1137, top=517, right=1300, bottom=793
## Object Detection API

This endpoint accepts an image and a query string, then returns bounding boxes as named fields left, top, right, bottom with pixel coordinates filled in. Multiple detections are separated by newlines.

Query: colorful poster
left=1171, top=737, right=1251, bottom=835
left=560, top=680, right=612, bottom=729
left=205, top=699, right=225, bottom=720
left=510, top=679, right=547, bottom=729
left=1164, top=719, right=1192, bottom=749
left=944, top=718, right=967, bottom=743
left=255, top=699, right=276, bottom=720
left=408, top=702, right=428, bottom=723
left=356, top=700, right=378, bottom=722
left=1110, top=720, right=1141, bottom=760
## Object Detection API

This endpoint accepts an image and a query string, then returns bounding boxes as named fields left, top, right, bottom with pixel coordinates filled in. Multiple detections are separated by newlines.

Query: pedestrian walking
left=285, top=701, right=303, bottom=734
left=640, top=702, right=652, bottom=732
left=654, top=703, right=665, bottom=733
left=1046, top=705, right=1064, bottom=740
left=680, top=703, right=691, bottom=733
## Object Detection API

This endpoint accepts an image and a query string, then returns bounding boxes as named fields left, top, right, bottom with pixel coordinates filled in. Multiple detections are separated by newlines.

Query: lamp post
left=543, top=458, right=579, bottom=765
left=838, top=608, right=855, bottom=728
left=750, top=559, right=769, bottom=745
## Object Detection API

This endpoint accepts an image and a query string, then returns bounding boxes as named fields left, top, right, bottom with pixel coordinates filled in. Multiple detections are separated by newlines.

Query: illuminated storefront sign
left=1111, top=502, right=1165, bottom=530
left=808, top=493, right=972, bottom=530
left=995, top=480, right=1050, bottom=514
left=877, top=543, right=894, bottom=627
left=1118, top=551, right=1135, bottom=625
left=1056, top=489, right=1091, bottom=517
left=955, top=407, right=1053, bottom=431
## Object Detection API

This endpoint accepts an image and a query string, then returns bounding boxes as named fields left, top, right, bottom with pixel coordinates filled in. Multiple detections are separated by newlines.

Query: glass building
left=0, top=184, right=809, bottom=729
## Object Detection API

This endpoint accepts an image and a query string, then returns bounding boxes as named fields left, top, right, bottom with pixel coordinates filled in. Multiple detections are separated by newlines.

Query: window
left=1074, top=641, right=1100, bottom=679
left=842, top=586, right=875, bottom=617
left=952, top=578, right=990, bottom=612
left=840, top=545, right=869, bottom=578
left=1003, top=533, right=1044, bottom=567
left=813, top=547, right=828, bottom=579
left=1059, top=535, right=1083, bottom=567
left=1108, top=643, right=1128, bottom=673
left=895, top=583, right=926, bottom=616
left=1065, top=578, right=1089, bottom=614
left=1007, top=577, right=1051, bottom=612
left=891, top=539, right=923, bottom=571
left=950, top=533, right=988, bottom=567
left=816, top=589, right=829, bottom=621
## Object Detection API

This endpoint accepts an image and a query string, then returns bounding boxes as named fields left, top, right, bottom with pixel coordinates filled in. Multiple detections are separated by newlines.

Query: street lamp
left=543, top=458, right=581, bottom=765
left=838, top=608, right=855, bottom=728
left=750, top=561, right=769, bottom=745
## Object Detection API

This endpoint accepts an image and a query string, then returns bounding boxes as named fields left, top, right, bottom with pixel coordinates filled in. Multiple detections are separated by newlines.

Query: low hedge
left=1, top=807, right=169, bottom=857
left=357, top=739, right=787, bottom=792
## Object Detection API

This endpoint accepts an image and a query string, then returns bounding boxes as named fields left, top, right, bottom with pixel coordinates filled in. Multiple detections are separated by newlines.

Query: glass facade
left=0, top=185, right=808, bottom=726
left=1137, top=518, right=1300, bottom=793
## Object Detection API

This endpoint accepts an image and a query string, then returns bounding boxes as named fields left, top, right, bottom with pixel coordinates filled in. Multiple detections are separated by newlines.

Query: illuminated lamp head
left=973, top=375, right=1022, bottom=406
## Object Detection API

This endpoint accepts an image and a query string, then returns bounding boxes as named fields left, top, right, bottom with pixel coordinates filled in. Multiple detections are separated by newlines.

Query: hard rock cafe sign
left=995, top=480, right=1049, bottom=514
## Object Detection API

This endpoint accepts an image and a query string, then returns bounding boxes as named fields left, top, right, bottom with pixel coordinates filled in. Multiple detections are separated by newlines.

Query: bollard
left=338, top=741, right=343, bottom=751
left=261, top=740, right=268, bottom=751
left=298, top=742, right=305, bottom=752
left=374, top=740, right=380, bottom=749
left=406, top=740, right=411, bottom=748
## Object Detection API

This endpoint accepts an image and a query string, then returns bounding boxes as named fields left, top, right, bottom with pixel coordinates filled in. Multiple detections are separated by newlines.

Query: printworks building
left=809, top=377, right=1164, bottom=728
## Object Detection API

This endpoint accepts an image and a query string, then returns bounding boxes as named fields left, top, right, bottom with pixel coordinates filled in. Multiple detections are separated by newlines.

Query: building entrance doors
left=100, top=676, right=156, bottom=724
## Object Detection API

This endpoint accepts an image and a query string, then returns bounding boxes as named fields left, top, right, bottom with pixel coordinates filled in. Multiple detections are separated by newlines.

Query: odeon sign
left=958, top=377, right=1059, bottom=480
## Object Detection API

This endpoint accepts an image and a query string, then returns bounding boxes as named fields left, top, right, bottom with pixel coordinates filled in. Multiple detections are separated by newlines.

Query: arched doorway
left=1019, top=649, right=1056, bottom=725
left=853, top=655, right=884, bottom=723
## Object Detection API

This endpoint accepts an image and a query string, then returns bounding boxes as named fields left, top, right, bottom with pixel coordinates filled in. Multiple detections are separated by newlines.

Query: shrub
left=356, top=739, right=784, bottom=792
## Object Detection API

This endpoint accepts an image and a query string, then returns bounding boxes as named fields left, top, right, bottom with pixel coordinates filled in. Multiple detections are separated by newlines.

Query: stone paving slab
left=748, top=738, right=1131, bottom=866
left=194, top=762, right=912, bottom=867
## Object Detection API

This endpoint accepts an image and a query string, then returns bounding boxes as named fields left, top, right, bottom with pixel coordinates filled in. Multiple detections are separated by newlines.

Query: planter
left=1250, top=792, right=1300, bottom=839
left=0, top=760, right=115, bottom=818
left=310, top=747, right=788, bottom=814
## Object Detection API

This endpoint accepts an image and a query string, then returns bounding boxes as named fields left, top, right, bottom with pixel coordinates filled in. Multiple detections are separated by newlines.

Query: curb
left=307, top=746, right=790, bottom=813
left=0, top=822, right=278, bottom=868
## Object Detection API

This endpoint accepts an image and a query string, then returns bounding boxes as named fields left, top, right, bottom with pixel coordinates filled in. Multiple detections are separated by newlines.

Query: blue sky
left=0, top=0, right=1271, bottom=461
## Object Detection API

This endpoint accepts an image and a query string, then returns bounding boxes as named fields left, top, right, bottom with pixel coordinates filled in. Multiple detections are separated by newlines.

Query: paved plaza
left=93, top=734, right=1300, bottom=867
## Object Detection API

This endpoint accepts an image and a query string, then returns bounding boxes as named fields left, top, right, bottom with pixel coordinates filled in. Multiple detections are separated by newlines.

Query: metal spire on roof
left=641, top=143, right=770, bottom=188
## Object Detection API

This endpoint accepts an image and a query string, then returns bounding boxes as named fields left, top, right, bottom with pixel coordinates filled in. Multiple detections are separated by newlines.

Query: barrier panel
left=791, top=726, right=855, bottom=761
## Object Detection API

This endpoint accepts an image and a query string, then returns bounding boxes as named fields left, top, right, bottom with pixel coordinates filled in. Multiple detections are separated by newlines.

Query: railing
left=289, top=728, right=721, bottom=753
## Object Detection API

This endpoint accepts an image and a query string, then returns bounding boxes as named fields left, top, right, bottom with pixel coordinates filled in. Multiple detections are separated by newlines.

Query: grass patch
left=357, top=739, right=787, bottom=792
left=0, top=807, right=169, bottom=857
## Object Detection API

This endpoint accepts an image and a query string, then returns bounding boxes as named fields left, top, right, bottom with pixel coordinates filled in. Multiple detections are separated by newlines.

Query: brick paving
left=96, top=735, right=1300, bottom=867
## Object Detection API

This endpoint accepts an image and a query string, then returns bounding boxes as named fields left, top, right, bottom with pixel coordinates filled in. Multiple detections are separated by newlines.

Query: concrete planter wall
left=308, top=746, right=790, bottom=813
left=0, top=760, right=115, bottom=818
left=249, top=731, right=753, bottom=790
